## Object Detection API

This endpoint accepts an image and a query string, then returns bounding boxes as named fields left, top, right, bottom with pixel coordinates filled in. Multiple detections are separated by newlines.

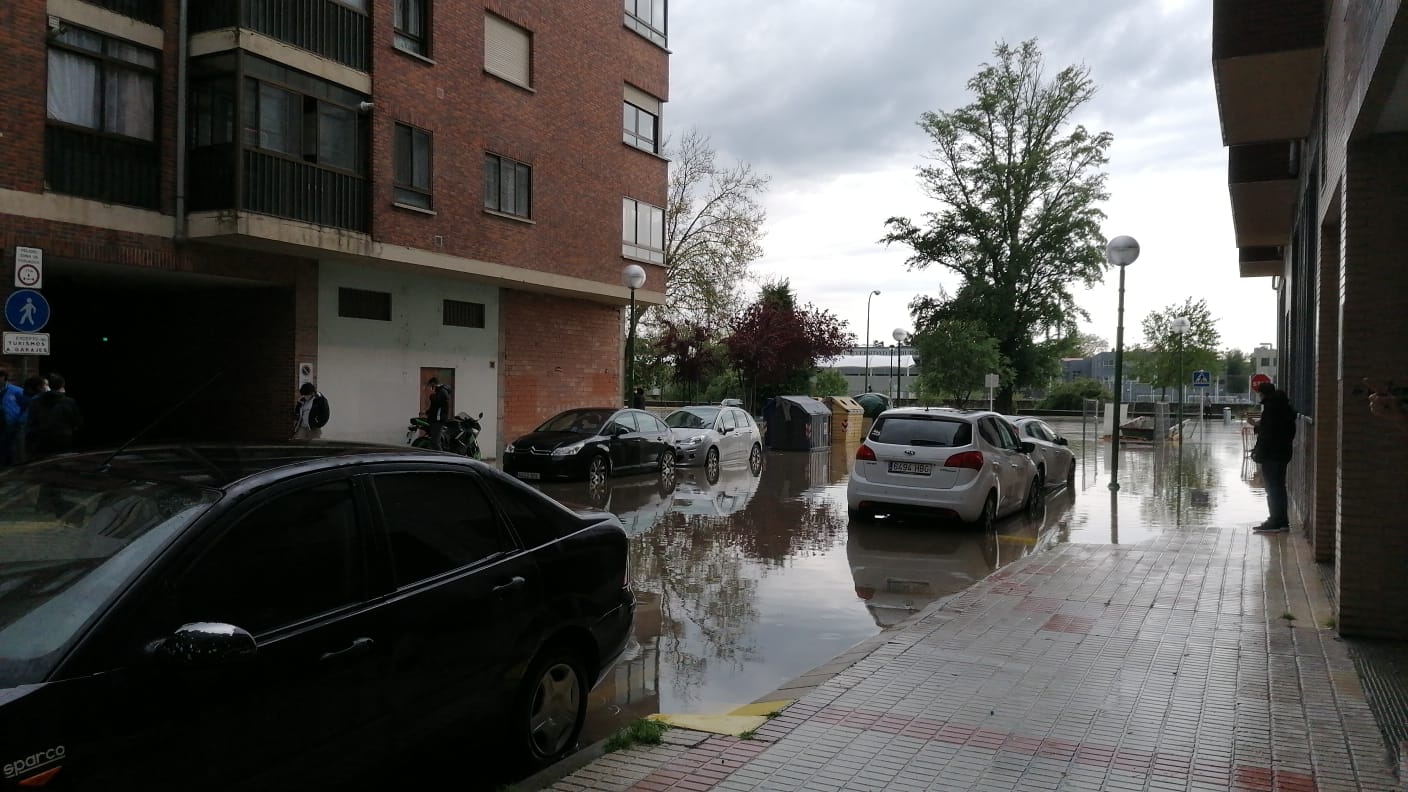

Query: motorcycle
left=407, top=411, right=483, bottom=459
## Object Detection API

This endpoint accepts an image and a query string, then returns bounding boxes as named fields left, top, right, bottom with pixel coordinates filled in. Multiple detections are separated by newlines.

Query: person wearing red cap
left=1250, top=381, right=1296, bottom=533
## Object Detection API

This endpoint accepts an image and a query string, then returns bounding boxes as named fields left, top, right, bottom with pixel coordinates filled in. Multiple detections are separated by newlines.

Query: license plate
left=888, top=461, right=932, bottom=475
left=516, top=471, right=541, bottom=480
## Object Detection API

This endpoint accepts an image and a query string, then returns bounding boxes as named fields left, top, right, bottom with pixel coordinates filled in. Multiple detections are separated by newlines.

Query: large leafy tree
left=654, top=320, right=724, bottom=403
left=883, top=39, right=1112, bottom=412
left=724, top=280, right=853, bottom=409
left=658, top=129, right=769, bottom=335
left=1133, top=297, right=1222, bottom=396
left=912, top=317, right=1003, bottom=407
left=1222, top=348, right=1251, bottom=396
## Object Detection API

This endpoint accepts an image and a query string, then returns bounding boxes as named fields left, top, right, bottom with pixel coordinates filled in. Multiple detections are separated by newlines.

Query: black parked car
left=503, top=407, right=676, bottom=486
left=0, top=443, right=634, bottom=791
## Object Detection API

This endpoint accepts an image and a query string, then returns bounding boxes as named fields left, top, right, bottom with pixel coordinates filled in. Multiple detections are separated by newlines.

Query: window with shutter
left=484, top=14, right=531, bottom=87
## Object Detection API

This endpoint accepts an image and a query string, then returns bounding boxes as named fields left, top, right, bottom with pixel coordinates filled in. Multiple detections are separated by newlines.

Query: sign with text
left=3, top=332, right=50, bottom=356
left=14, top=246, right=42, bottom=289
left=984, top=373, right=1000, bottom=388
left=1250, top=373, right=1272, bottom=391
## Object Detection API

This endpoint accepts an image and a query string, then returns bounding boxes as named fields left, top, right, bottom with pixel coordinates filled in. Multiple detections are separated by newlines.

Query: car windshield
left=665, top=408, right=719, bottom=430
left=0, top=468, right=219, bottom=688
left=537, top=410, right=607, bottom=434
left=873, top=417, right=972, bottom=447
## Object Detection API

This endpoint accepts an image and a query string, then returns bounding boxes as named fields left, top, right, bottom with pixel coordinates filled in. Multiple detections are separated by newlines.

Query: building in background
left=0, top=0, right=668, bottom=453
left=1212, top=1, right=1408, bottom=638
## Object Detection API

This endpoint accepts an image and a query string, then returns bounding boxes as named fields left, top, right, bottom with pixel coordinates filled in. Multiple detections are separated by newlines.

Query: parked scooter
left=406, top=411, right=483, bottom=459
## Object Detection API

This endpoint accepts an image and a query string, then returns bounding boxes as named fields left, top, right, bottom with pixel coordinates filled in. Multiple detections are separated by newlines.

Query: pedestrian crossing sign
left=1193, top=370, right=1211, bottom=388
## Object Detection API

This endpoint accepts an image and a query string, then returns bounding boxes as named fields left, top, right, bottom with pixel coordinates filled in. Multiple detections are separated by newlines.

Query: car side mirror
left=146, top=622, right=257, bottom=667
left=1020, top=441, right=1037, bottom=454
left=1055, top=436, right=1068, bottom=446
left=614, top=425, right=631, bottom=436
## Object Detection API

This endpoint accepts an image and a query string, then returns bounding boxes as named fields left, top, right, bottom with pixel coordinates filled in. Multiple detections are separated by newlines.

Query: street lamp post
left=1106, top=235, right=1140, bottom=492
left=892, top=327, right=909, bottom=404
left=622, top=264, right=647, bottom=405
left=865, top=290, right=880, bottom=392
left=1171, top=316, right=1190, bottom=485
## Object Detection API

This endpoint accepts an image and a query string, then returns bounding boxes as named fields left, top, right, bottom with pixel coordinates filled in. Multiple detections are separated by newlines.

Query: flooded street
left=530, top=414, right=1273, bottom=749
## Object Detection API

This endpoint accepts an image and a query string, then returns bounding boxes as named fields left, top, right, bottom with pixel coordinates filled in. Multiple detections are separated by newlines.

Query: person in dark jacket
left=424, top=377, right=452, bottom=451
left=26, top=372, right=82, bottom=461
left=1250, top=381, right=1296, bottom=533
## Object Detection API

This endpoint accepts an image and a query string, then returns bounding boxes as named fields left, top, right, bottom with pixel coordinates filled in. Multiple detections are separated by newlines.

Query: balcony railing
left=86, top=0, right=162, bottom=25
left=191, top=0, right=369, bottom=72
left=46, top=125, right=159, bottom=209
left=188, top=145, right=369, bottom=233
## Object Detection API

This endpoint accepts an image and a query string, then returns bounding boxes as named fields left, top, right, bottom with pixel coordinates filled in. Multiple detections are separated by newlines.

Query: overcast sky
left=664, top=0, right=1277, bottom=356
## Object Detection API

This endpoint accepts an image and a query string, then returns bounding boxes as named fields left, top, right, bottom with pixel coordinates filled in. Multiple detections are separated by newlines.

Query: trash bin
left=853, top=392, right=890, bottom=418
left=823, top=396, right=864, bottom=444
left=766, top=395, right=832, bottom=450
left=1223, top=407, right=1232, bottom=425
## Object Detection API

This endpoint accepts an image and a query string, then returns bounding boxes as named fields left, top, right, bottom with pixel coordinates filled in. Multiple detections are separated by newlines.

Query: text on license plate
left=516, top=471, right=541, bottom=480
left=888, top=461, right=932, bottom=475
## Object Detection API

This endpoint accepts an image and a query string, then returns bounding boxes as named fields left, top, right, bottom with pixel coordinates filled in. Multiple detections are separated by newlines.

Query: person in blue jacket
left=0, top=370, right=28, bottom=466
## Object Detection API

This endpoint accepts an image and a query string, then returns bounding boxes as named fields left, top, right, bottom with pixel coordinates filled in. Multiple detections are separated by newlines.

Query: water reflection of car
left=0, top=443, right=634, bottom=789
left=848, top=487, right=1074, bottom=627
left=670, top=455, right=763, bottom=518
left=503, top=407, right=676, bottom=485
left=1008, top=416, right=1076, bottom=489
left=663, top=405, right=763, bottom=477
left=538, top=467, right=678, bottom=538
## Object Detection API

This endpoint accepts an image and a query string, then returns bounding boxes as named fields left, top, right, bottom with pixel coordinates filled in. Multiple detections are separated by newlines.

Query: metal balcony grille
left=191, top=0, right=370, bottom=72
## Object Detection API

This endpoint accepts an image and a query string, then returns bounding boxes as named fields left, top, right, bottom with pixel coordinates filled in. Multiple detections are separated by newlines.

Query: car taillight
left=854, top=586, right=875, bottom=600
left=856, top=444, right=877, bottom=461
left=944, top=451, right=984, bottom=470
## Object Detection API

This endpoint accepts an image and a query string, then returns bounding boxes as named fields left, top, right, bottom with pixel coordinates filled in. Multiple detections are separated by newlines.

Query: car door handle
left=320, top=637, right=374, bottom=663
left=493, top=576, right=527, bottom=595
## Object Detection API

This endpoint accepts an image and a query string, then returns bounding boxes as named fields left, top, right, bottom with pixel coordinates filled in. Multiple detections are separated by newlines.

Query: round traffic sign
left=1250, top=373, right=1272, bottom=390
left=4, top=289, right=50, bottom=333
left=15, top=263, right=40, bottom=287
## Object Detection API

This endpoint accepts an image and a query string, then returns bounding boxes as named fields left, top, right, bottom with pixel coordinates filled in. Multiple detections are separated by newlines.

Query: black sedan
left=0, top=443, right=634, bottom=791
left=503, top=407, right=676, bottom=486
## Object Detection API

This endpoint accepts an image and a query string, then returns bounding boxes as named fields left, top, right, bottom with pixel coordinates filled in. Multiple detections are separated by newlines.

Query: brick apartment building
left=1212, top=2, right=1408, bottom=638
left=0, top=0, right=668, bottom=455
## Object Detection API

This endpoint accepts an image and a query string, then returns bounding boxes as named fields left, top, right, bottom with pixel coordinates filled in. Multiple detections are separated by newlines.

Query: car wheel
left=969, top=493, right=996, bottom=531
left=748, top=444, right=763, bottom=474
left=1024, top=478, right=1041, bottom=515
left=1066, top=459, right=1075, bottom=488
left=587, top=455, right=610, bottom=487
left=1036, top=465, right=1046, bottom=489
left=514, top=647, right=588, bottom=767
left=658, top=448, right=676, bottom=476
left=705, top=447, right=720, bottom=479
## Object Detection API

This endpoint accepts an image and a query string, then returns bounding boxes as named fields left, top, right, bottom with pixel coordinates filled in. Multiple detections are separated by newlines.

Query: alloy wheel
left=588, top=456, right=609, bottom=488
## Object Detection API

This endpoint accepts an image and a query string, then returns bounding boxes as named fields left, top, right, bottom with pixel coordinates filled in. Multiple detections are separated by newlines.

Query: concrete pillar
left=1337, top=134, right=1408, bottom=637
left=1312, top=211, right=1339, bottom=563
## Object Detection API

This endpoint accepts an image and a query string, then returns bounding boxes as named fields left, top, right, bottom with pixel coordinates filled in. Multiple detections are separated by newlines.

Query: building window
left=394, top=123, right=432, bottom=209
left=338, top=288, right=392, bottom=321
left=624, top=0, right=666, bottom=46
left=623, top=85, right=660, bottom=154
left=47, top=27, right=158, bottom=141
left=394, top=0, right=429, bottom=56
left=484, top=13, right=531, bottom=88
left=622, top=198, right=664, bottom=264
left=484, top=153, right=531, bottom=219
left=443, top=300, right=486, bottom=328
left=240, top=78, right=362, bottom=173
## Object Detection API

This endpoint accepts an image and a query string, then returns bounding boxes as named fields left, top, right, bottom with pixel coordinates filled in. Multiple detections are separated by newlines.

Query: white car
left=664, top=405, right=764, bottom=477
left=846, top=407, right=1040, bottom=528
left=1008, top=416, right=1077, bottom=489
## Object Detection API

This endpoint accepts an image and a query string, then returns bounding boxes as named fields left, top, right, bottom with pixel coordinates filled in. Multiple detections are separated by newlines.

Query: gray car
left=664, top=405, right=764, bottom=477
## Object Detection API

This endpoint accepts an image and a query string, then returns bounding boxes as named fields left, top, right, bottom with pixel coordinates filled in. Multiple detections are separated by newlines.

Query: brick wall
left=0, top=0, right=47, bottom=194
left=1335, top=133, right=1408, bottom=638
left=499, top=290, right=621, bottom=451
left=1311, top=213, right=1339, bottom=562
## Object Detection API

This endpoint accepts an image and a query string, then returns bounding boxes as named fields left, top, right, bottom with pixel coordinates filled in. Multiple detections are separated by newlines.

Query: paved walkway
left=533, top=520, right=1401, bottom=791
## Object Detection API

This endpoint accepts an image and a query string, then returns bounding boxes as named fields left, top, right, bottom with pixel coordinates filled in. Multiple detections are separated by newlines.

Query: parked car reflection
left=670, top=452, right=763, bottom=518
left=847, top=487, right=1075, bottom=627
left=535, top=466, right=678, bottom=539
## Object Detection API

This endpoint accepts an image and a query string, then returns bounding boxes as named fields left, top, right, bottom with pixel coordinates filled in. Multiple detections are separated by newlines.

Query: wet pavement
left=512, top=416, right=1406, bottom=791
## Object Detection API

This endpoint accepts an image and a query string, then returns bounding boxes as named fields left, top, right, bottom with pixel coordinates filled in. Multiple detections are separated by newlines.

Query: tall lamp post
left=622, top=264, right=646, bottom=405
left=892, top=327, right=909, bottom=403
left=1170, top=316, right=1190, bottom=484
left=1106, top=235, right=1140, bottom=492
left=865, top=290, right=881, bottom=392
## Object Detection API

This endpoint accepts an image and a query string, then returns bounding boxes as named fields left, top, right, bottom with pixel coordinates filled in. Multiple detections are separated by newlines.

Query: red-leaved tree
left=724, top=280, right=852, bottom=410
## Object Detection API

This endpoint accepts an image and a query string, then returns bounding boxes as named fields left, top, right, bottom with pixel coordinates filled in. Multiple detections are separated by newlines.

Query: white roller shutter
left=624, top=84, right=660, bottom=115
left=485, top=14, right=530, bottom=87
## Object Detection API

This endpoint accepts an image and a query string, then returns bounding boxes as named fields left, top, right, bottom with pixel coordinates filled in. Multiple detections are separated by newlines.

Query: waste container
left=1223, top=407, right=1232, bottom=425
left=853, top=392, right=890, bottom=418
left=765, top=395, right=832, bottom=450
left=823, top=395, right=864, bottom=444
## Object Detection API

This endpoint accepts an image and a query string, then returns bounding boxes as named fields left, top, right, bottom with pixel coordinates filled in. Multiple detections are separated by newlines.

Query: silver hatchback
left=664, top=405, right=764, bottom=478
left=846, top=407, right=1040, bottom=528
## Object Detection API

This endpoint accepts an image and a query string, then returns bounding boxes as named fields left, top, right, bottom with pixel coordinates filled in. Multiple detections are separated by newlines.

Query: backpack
left=309, top=393, right=331, bottom=429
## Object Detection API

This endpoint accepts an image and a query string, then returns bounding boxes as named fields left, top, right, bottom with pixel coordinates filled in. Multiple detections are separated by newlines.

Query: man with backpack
left=425, top=376, right=452, bottom=451
left=292, top=382, right=330, bottom=440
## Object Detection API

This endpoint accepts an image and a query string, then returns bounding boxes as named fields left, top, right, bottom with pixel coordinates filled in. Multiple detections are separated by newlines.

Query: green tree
left=911, top=318, right=1003, bottom=407
left=1039, top=378, right=1112, bottom=411
left=883, top=39, right=1112, bottom=413
left=811, top=368, right=850, bottom=396
left=724, top=280, right=853, bottom=409
left=1076, top=333, right=1108, bottom=357
left=1222, top=347, right=1251, bottom=396
left=1133, top=298, right=1222, bottom=396
left=659, top=129, right=769, bottom=335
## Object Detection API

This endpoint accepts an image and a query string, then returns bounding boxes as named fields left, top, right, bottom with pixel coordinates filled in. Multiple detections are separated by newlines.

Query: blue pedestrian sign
left=5, top=289, right=50, bottom=333
left=1192, top=369, right=1211, bottom=388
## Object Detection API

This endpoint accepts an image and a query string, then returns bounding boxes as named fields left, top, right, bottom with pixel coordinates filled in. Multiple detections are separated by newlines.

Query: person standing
left=631, top=387, right=646, bottom=409
left=1250, top=380, right=1296, bottom=533
left=26, top=372, right=82, bottom=461
left=291, top=383, right=321, bottom=441
left=425, top=377, right=452, bottom=451
left=0, top=371, right=25, bottom=465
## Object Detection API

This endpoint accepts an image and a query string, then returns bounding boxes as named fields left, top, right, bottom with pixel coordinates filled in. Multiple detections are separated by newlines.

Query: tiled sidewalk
left=540, top=525, right=1399, bottom=791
